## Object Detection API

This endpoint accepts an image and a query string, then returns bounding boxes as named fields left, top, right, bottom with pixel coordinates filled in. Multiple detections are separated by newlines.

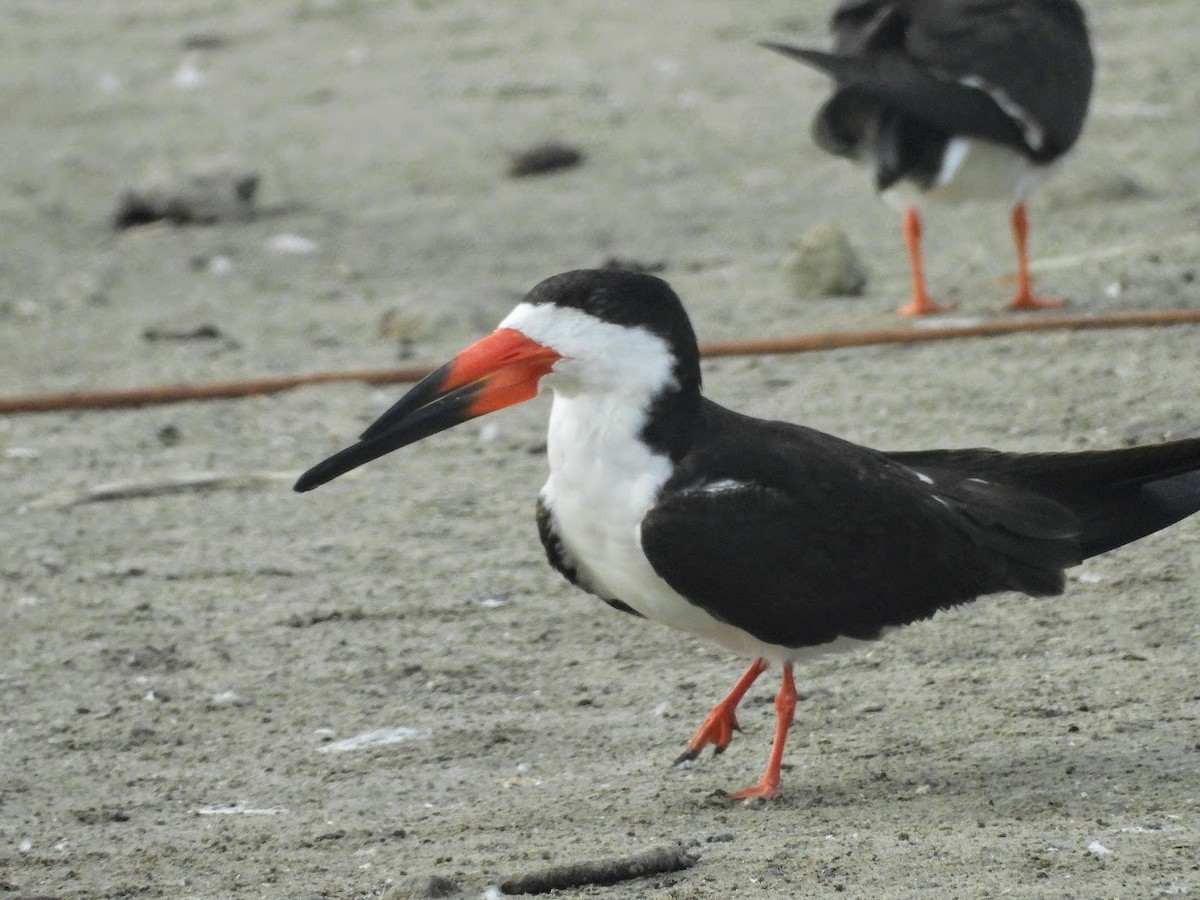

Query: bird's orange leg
left=1005, top=203, right=1063, bottom=311
left=675, top=656, right=769, bottom=764
left=897, top=207, right=954, bottom=316
left=727, top=663, right=797, bottom=801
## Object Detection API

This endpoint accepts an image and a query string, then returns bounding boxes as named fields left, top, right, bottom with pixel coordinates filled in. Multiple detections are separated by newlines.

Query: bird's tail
left=759, top=40, right=1028, bottom=152
left=891, top=438, right=1200, bottom=559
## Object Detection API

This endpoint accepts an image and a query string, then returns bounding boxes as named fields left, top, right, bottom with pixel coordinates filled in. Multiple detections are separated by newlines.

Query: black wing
left=765, top=44, right=1029, bottom=154
left=639, top=403, right=1082, bottom=650
left=888, top=439, right=1200, bottom=558
left=898, top=0, right=1093, bottom=157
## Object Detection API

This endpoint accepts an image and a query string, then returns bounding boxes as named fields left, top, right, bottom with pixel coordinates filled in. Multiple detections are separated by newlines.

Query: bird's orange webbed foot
left=898, top=207, right=956, bottom=316
left=673, top=657, right=768, bottom=765
left=1004, top=204, right=1061, bottom=311
left=725, top=773, right=782, bottom=801
left=1005, top=290, right=1064, bottom=311
left=897, top=293, right=956, bottom=316
left=675, top=703, right=742, bottom=764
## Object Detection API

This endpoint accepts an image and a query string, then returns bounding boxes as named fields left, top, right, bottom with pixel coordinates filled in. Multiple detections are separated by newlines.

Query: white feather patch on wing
left=693, top=478, right=753, bottom=495
left=958, top=75, right=1046, bottom=152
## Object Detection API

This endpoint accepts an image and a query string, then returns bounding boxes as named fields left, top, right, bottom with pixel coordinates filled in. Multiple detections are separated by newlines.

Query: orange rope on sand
left=697, top=308, right=1200, bottom=357
left=4, top=308, right=1200, bottom=414
left=0, top=366, right=437, bottom=414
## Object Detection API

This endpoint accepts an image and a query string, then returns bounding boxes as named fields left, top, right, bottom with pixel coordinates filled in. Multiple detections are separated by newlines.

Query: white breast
left=540, top=391, right=673, bottom=607
left=539, top=393, right=865, bottom=664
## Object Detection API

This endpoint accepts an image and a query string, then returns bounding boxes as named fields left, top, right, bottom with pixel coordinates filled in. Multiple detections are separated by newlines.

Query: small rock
left=394, top=874, right=461, bottom=898
left=173, top=54, right=207, bottom=90
left=113, top=165, right=259, bottom=229
left=508, top=141, right=585, bottom=177
left=1044, top=171, right=1150, bottom=208
left=600, top=256, right=666, bottom=274
left=377, top=307, right=428, bottom=347
left=198, top=254, right=234, bottom=275
left=207, top=690, right=245, bottom=708
left=156, top=424, right=182, bottom=447
left=265, top=233, right=320, bottom=255
left=143, top=324, right=224, bottom=342
left=181, top=32, right=228, bottom=51
left=782, top=223, right=868, bottom=298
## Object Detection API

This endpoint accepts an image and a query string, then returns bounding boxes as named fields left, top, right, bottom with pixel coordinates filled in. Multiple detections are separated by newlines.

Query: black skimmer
left=295, top=269, right=1200, bottom=800
left=763, top=0, right=1094, bottom=315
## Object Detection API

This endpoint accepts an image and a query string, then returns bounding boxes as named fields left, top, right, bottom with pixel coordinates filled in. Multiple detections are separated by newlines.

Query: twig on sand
left=498, top=841, right=697, bottom=895
left=33, top=471, right=295, bottom=508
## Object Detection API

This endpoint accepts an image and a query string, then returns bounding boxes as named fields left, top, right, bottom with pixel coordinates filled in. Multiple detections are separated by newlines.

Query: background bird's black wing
left=766, top=45, right=1027, bottom=153
left=777, top=0, right=1092, bottom=162
left=896, top=0, right=1094, bottom=156
left=639, top=404, right=1082, bottom=650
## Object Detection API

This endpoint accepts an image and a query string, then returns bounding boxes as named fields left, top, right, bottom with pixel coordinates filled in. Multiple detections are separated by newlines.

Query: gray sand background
left=3, top=1, right=1199, bottom=896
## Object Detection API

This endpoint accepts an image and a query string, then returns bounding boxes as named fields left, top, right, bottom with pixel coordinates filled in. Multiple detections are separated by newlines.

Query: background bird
left=296, top=269, right=1200, bottom=800
left=764, top=0, right=1094, bottom=314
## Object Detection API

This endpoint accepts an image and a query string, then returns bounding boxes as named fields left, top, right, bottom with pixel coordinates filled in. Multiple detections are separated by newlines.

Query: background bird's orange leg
left=727, top=663, right=797, bottom=800
left=675, top=656, right=769, bottom=764
left=1006, top=203, right=1063, bottom=310
left=897, top=207, right=954, bottom=315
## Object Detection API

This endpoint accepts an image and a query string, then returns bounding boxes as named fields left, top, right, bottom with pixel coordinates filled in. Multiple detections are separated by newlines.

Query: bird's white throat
left=541, top=378, right=675, bottom=608
left=497, top=301, right=679, bottom=399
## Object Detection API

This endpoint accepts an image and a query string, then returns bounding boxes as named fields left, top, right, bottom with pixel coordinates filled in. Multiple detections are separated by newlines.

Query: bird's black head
left=521, top=268, right=702, bottom=393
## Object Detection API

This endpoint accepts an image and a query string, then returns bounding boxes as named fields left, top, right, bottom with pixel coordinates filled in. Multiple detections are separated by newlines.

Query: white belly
left=881, top=137, right=1055, bottom=210
left=541, top=394, right=869, bottom=665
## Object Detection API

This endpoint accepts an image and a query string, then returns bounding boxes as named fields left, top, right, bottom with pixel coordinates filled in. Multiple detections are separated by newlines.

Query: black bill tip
left=294, top=441, right=377, bottom=493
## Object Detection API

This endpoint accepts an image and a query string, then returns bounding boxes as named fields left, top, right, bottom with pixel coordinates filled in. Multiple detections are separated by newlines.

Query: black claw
left=673, top=749, right=699, bottom=767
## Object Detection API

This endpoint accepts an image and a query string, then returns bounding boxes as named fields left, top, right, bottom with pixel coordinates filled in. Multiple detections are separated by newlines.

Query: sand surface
left=3, top=1, right=1199, bottom=897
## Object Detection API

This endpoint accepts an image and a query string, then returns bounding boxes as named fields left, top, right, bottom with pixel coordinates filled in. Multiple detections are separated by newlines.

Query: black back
left=639, top=402, right=1200, bottom=650
left=769, top=0, right=1094, bottom=187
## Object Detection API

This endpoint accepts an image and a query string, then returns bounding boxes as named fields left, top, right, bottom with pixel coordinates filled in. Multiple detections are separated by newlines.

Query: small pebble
left=113, top=166, right=259, bottom=229
left=266, top=233, right=320, bottom=255
left=1044, top=171, right=1150, bottom=208
left=508, top=141, right=585, bottom=177
left=143, top=324, right=223, bottom=342
left=393, top=874, right=461, bottom=898
left=157, top=424, right=182, bottom=447
left=181, top=32, right=228, bottom=50
left=782, top=223, right=868, bottom=298
left=600, top=256, right=666, bottom=274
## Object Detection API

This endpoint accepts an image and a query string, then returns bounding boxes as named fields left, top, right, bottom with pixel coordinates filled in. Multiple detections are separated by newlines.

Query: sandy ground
left=3, top=1, right=1200, bottom=897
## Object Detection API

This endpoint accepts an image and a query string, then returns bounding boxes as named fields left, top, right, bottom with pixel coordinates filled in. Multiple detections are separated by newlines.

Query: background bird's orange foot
left=1006, top=292, right=1064, bottom=311
left=897, top=294, right=955, bottom=316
